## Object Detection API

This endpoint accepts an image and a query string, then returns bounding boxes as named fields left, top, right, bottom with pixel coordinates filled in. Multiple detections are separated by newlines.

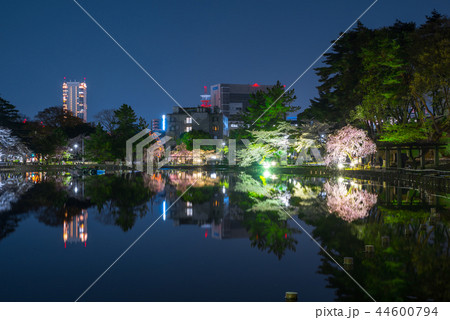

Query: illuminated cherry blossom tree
left=0, top=127, right=29, bottom=161
left=324, top=181, right=378, bottom=222
left=324, top=125, right=376, bottom=166
left=237, top=122, right=298, bottom=167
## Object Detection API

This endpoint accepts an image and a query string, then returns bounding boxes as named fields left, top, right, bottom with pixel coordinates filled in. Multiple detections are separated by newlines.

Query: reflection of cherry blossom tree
left=0, top=174, right=33, bottom=212
left=143, top=173, right=166, bottom=193
left=168, top=172, right=196, bottom=191
left=168, top=171, right=218, bottom=192
left=324, top=125, right=376, bottom=166
left=324, top=181, right=377, bottom=222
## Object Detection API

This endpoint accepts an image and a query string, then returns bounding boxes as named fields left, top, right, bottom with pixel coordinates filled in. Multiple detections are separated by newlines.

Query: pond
left=0, top=170, right=448, bottom=301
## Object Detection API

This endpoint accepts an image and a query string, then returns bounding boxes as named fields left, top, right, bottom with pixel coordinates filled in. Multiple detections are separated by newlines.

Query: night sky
left=1, top=0, right=449, bottom=123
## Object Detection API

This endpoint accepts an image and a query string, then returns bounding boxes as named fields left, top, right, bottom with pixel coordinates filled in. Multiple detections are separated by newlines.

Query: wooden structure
left=375, top=142, right=446, bottom=169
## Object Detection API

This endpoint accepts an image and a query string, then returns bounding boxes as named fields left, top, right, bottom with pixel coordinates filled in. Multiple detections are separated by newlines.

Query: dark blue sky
left=1, top=0, right=449, bottom=123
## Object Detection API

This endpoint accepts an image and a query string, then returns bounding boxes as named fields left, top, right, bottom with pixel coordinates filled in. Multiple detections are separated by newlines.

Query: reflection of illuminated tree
left=234, top=173, right=270, bottom=197
left=290, top=179, right=328, bottom=222
left=324, top=181, right=377, bottom=222
left=0, top=177, right=87, bottom=242
left=0, top=174, right=33, bottom=212
left=168, top=171, right=218, bottom=192
left=244, top=210, right=299, bottom=260
left=168, top=171, right=197, bottom=191
left=232, top=173, right=299, bottom=259
left=181, top=186, right=218, bottom=204
left=308, top=193, right=450, bottom=301
left=143, top=173, right=166, bottom=194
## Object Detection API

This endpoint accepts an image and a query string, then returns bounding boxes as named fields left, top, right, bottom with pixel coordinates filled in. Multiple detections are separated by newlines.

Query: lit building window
left=186, top=201, right=193, bottom=216
left=212, top=125, right=219, bottom=131
left=186, top=117, right=192, bottom=124
left=185, top=126, right=192, bottom=132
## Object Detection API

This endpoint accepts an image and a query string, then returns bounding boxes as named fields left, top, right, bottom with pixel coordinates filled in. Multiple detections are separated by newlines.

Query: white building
left=63, top=80, right=87, bottom=122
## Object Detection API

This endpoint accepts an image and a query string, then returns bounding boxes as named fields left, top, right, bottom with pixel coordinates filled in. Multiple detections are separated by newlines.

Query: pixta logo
left=126, top=129, right=172, bottom=175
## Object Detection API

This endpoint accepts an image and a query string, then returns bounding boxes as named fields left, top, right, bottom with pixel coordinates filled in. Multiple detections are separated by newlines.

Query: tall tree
left=0, top=97, right=21, bottom=129
left=111, top=104, right=140, bottom=160
left=84, top=125, right=114, bottom=162
left=94, top=109, right=117, bottom=134
left=300, top=22, right=371, bottom=125
left=241, top=81, right=298, bottom=132
left=138, top=116, right=149, bottom=130
left=36, top=106, right=82, bottom=128
left=410, top=11, right=450, bottom=140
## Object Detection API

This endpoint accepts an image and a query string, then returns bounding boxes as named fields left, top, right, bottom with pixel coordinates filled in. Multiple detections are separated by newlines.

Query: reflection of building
left=165, top=173, right=247, bottom=239
left=165, top=172, right=223, bottom=227
left=211, top=212, right=248, bottom=240
left=63, top=209, right=88, bottom=247
left=25, top=172, right=43, bottom=184
left=62, top=80, right=87, bottom=122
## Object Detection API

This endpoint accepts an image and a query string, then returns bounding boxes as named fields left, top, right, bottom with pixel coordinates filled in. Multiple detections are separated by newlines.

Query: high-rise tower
left=62, top=78, right=87, bottom=122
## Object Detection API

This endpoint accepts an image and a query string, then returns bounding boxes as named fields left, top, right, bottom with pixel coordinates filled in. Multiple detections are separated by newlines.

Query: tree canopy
left=301, top=11, right=450, bottom=144
left=86, top=104, right=147, bottom=161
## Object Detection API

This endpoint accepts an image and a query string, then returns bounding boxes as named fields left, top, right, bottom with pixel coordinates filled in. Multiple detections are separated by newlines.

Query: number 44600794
left=375, top=307, right=438, bottom=317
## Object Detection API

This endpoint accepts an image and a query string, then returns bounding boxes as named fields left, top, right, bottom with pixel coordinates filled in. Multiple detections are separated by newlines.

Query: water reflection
left=63, top=209, right=88, bottom=247
left=0, top=170, right=448, bottom=301
left=324, top=180, right=378, bottom=222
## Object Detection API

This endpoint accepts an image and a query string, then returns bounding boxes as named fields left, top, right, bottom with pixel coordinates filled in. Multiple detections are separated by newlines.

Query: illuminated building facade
left=152, top=118, right=162, bottom=132
left=210, top=83, right=274, bottom=129
left=166, top=106, right=228, bottom=143
left=62, top=79, right=87, bottom=122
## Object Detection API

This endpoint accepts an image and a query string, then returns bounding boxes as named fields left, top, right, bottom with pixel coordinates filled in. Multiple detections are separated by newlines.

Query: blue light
left=162, top=115, right=166, bottom=131
left=162, top=200, right=166, bottom=221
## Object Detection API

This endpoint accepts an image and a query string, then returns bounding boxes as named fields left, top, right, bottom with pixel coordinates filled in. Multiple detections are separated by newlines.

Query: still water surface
left=0, top=170, right=448, bottom=301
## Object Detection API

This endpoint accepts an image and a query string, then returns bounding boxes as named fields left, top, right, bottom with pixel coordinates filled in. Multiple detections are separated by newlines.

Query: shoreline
left=1, top=163, right=449, bottom=192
